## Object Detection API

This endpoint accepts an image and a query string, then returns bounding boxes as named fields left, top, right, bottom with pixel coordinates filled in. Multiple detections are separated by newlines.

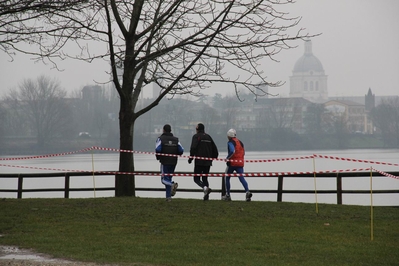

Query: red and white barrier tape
left=1, top=147, right=398, bottom=177
left=93, top=146, right=314, bottom=163
left=313, top=154, right=399, bottom=167
left=372, top=168, right=399, bottom=180
left=0, top=162, right=372, bottom=177
left=0, top=147, right=94, bottom=161
left=0, top=146, right=314, bottom=164
left=93, top=146, right=235, bottom=162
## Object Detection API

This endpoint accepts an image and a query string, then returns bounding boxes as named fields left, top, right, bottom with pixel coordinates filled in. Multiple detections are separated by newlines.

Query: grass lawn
left=0, top=197, right=398, bottom=266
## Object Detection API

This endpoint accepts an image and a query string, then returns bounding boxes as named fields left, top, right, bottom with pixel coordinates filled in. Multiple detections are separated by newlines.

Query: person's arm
left=155, top=138, right=162, bottom=160
left=178, top=141, right=184, bottom=155
left=226, top=141, right=235, bottom=159
left=189, top=135, right=199, bottom=156
left=188, top=135, right=198, bottom=163
left=211, top=137, right=219, bottom=158
left=225, top=141, right=235, bottom=166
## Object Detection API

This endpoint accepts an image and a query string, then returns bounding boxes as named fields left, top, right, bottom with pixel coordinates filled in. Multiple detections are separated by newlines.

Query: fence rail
left=1, top=171, right=399, bottom=204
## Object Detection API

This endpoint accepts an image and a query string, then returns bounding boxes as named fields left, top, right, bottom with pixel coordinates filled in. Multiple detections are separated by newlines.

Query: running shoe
left=171, top=182, right=178, bottom=197
left=203, top=187, right=212, bottom=201
left=222, top=195, right=231, bottom=201
left=246, top=191, right=253, bottom=202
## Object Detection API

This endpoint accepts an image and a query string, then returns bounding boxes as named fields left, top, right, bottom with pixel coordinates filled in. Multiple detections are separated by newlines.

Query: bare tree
left=304, top=103, right=325, bottom=135
left=218, top=95, right=239, bottom=129
left=263, top=98, right=303, bottom=130
left=317, top=110, right=349, bottom=149
left=1, top=0, right=311, bottom=196
left=371, top=97, right=399, bottom=148
left=0, top=104, right=5, bottom=147
left=5, top=75, right=73, bottom=148
left=0, top=1, right=86, bottom=55
left=201, top=105, right=219, bottom=134
left=0, top=97, right=31, bottom=140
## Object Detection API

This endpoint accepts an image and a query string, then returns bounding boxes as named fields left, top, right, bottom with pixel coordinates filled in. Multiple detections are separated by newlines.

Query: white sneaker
left=171, top=182, right=178, bottom=197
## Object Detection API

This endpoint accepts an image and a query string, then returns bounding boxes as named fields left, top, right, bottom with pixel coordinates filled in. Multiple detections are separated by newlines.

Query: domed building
left=289, top=40, right=328, bottom=103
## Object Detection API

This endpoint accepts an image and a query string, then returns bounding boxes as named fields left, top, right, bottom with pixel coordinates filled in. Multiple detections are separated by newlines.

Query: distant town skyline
left=0, top=0, right=398, bottom=99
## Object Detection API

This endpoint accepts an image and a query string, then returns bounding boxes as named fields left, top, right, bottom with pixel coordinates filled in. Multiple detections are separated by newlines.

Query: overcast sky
left=0, top=0, right=398, bottom=99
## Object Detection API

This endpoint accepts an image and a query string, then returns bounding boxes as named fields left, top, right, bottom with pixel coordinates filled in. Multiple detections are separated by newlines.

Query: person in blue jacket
left=155, top=124, right=184, bottom=201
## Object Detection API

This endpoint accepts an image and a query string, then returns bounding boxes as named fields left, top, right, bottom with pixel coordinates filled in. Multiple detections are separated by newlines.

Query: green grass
left=0, top=197, right=398, bottom=266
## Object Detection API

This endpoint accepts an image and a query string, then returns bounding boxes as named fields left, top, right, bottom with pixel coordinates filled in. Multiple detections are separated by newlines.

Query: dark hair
left=196, top=123, right=205, bottom=131
left=163, top=124, right=172, bottom=132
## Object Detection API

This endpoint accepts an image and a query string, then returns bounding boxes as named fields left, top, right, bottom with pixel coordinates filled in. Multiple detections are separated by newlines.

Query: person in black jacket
left=188, top=123, right=219, bottom=200
left=155, top=124, right=184, bottom=202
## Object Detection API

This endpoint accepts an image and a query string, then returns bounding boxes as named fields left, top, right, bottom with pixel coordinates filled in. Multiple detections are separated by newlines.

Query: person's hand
left=226, top=161, right=230, bottom=166
left=188, top=158, right=193, bottom=164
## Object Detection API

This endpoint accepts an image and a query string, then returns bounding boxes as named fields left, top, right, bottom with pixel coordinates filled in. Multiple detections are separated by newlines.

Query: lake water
left=1, top=148, right=398, bottom=206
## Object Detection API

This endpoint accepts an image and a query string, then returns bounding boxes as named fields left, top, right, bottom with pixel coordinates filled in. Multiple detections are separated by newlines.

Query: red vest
left=230, top=138, right=245, bottom=167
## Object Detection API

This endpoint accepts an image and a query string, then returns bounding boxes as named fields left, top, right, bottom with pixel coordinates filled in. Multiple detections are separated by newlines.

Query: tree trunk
left=115, top=97, right=136, bottom=197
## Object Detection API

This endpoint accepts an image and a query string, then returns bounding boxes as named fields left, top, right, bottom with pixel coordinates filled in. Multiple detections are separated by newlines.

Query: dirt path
left=0, top=246, right=110, bottom=266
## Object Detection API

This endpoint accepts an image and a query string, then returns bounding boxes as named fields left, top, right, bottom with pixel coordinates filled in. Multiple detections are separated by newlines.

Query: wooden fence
left=1, top=171, right=398, bottom=204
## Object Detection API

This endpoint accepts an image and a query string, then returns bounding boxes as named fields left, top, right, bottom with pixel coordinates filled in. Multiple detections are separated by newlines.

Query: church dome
left=293, top=40, right=324, bottom=73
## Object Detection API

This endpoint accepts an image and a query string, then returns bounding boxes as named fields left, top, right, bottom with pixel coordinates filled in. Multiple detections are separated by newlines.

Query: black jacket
left=189, top=130, right=218, bottom=166
left=156, top=133, right=183, bottom=165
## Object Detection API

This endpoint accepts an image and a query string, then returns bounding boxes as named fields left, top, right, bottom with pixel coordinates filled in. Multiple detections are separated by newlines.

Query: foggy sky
left=0, top=0, right=398, bottom=98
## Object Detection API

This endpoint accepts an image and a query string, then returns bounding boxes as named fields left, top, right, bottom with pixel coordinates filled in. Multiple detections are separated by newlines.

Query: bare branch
left=1, top=0, right=316, bottom=195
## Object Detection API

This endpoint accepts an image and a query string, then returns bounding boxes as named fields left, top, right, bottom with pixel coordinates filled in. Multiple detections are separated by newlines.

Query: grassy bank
left=0, top=197, right=398, bottom=266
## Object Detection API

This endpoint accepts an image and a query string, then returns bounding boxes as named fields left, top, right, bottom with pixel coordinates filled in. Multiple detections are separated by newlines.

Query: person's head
left=227, top=128, right=236, bottom=139
left=163, top=124, right=172, bottom=133
left=196, top=123, right=205, bottom=132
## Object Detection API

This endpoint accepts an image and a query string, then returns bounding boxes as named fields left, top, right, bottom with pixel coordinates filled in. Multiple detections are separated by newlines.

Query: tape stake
left=91, top=151, right=96, bottom=198
left=313, top=157, right=318, bottom=214
left=370, top=167, right=374, bottom=241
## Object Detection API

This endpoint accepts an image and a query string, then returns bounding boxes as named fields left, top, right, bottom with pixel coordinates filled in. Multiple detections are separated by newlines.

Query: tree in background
left=217, top=95, right=239, bottom=130
left=200, top=105, right=219, bottom=136
left=371, top=97, right=399, bottom=148
left=0, top=104, right=5, bottom=147
left=266, top=98, right=300, bottom=130
left=330, top=115, right=349, bottom=149
left=1, top=0, right=311, bottom=196
left=1, top=97, right=31, bottom=139
left=303, top=103, right=331, bottom=148
left=5, top=75, right=73, bottom=148
left=304, top=103, right=325, bottom=135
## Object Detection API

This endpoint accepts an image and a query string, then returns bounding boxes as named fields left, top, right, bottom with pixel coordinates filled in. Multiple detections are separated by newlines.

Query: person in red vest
left=223, top=128, right=252, bottom=201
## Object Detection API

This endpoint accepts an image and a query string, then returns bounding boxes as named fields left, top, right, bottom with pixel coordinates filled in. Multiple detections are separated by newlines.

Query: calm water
left=1, top=149, right=398, bottom=206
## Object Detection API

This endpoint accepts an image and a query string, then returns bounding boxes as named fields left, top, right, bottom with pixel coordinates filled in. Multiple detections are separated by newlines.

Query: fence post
left=277, top=175, right=284, bottom=202
left=64, top=173, right=70, bottom=199
left=17, top=174, right=23, bottom=199
left=336, top=174, right=342, bottom=205
left=221, top=174, right=226, bottom=198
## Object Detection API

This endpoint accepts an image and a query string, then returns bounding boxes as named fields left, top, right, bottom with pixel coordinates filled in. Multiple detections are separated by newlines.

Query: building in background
left=324, top=99, right=372, bottom=134
left=289, top=40, right=328, bottom=103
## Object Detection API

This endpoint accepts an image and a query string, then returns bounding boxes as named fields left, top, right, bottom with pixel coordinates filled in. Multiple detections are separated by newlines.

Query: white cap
left=227, top=128, right=236, bottom=138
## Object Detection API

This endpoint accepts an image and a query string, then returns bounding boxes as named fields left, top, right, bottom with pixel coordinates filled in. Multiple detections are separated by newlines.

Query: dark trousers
left=193, top=165, right=211, bottom=189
